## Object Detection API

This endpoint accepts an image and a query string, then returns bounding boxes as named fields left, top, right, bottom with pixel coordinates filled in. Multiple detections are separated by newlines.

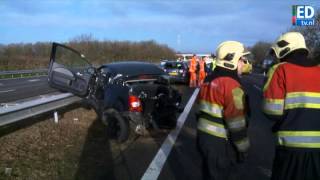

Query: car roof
left=100, top=61, right=165, bottom=77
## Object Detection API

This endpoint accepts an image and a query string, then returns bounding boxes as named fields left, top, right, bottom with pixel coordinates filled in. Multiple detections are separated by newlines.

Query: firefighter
left=198, top=57, right=206, bottom=86
left=263, top=32, right=320, bottom=180
left=189, top=54, right=197, bottom=87
left=197, top=41, right=251, bottom=180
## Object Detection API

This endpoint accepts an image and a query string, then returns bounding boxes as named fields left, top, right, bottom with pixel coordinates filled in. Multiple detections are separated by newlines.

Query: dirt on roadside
left=0, top=107, right=126, bottom=180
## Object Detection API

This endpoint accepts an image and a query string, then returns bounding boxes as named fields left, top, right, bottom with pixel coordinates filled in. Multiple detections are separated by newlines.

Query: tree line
left=0, top=34, right=176, bottom=70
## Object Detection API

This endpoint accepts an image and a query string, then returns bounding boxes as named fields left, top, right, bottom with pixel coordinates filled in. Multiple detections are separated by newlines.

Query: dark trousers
left=197, top=132, right=241, bottom=180
left=271, top=147, right=320, bottom=180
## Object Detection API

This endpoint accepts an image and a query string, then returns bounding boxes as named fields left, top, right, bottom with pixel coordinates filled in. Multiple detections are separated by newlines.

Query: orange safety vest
left=199, top=60, right=206, bottom=79
left=189, top=57, right=197, bottom=73
left=199, top=60, right=205, bottom=72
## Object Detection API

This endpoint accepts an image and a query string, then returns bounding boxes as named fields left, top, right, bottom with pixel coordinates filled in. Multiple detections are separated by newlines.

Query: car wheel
left=104, top=108, right=129, bottom=143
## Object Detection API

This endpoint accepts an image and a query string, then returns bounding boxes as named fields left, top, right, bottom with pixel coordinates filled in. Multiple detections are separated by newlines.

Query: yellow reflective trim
left=232, top=88, right=244, bottom=110
left=198, top=100, right=223, bottom=118
left=226, top=117, right=246, bottom=132
left=278, top=131, right=320, bottom=137
left=263, top=109, right=284, bottom=115
left=199, top=100, right=223, bottom=109
left=285, top=103, right=320, bottom=109
left=289, top=92, right=320, bottom=97
left=263, top=63, right=285, bottom=92
left=263, top=98, right=284, bottom=115
left=198, top=127, right=227, bottom=139
left=197, top=118, right=227, bottom=138
left=199, top=118, right=224, bottom=128
left=200, top=109, right=222, bottom=118
left=227, top=116, right=246, bottom=122
left=278, top=142, right=320, bottom=148
left=286, top=92, right=320, bottom=98
left=277, top=131, right=320, bottom=148
left=234, top=137, right=250, bottom=152
left=284, top=92, right=320, bottom=109
left=264, top=98, right=284, bottom=104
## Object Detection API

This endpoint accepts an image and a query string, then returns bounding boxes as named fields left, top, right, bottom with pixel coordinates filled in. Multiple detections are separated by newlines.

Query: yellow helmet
left=215, top=41, right=250, bottom=70
left=271, top=32, right=309, bottom=60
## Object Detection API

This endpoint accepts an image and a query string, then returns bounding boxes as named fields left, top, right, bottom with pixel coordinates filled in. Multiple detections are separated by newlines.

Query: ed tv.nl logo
left=292, top=5, right=315, bottom=26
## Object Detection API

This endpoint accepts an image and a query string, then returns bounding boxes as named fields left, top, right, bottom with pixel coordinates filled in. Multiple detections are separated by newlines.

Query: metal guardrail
left=0, top=69, right=48, bottom=79
left=0, top=93, right=81, bottom=127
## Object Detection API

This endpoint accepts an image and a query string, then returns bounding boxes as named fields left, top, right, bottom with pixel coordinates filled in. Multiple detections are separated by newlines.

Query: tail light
left=129, top=95, right=143, bottom=112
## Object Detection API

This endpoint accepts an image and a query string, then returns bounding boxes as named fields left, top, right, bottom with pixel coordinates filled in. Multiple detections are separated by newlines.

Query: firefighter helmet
left=215, top=41, right=250, bottom=70
left=271, top=32, right=309, bottom=60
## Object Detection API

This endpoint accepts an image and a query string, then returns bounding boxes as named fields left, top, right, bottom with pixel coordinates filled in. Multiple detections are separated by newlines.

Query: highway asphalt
left=74, top=75, right=276, bottom=180
left=0, top=76, right=57, bottom=103
left=0, top=74, right=277, bottom=179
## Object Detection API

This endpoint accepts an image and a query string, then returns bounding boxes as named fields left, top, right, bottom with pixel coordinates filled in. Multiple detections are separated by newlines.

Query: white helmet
left=271, top=32, right=309, bottom=60
left=215, top=41, right=250, bottom=70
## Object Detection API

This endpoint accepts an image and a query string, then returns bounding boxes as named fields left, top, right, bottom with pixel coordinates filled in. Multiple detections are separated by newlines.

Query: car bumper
left=124, top=111, right=150, bottom=135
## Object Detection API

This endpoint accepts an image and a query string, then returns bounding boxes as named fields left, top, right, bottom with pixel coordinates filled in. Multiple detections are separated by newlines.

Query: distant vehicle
left=48, top=43, right=183, bottom=142
left=242, top=59, right=253, bottom=74
left=262, top=58, right=275, bottom=74
left=160, top=60, right=189, bottom=84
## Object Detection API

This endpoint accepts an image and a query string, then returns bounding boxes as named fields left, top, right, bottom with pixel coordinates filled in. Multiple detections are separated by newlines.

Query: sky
left=0, top=0, right=319, bottom=53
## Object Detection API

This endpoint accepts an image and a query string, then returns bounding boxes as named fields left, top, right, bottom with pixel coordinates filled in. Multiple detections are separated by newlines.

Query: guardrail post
left=54, top=111, right=59, bottom=123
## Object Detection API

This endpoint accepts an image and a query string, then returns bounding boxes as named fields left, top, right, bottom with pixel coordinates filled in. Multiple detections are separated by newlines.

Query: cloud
left=0, top=0, right=319, bottom=52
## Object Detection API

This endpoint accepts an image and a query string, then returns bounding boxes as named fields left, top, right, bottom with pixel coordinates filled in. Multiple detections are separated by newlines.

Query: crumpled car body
left=48, top=43, right=183, bottom=142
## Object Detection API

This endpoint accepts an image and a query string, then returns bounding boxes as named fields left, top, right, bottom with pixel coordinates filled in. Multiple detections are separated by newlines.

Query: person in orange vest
left=198, top=57, right=206, bottom=86
left=197, top=41, right=251, bottom=179
left=189, top=54, right=197, bottom=87
left=263, top=32, right=320, bottom=180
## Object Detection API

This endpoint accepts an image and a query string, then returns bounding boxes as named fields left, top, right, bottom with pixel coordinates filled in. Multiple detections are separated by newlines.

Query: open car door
left=48, top=42, right=94, bottom=97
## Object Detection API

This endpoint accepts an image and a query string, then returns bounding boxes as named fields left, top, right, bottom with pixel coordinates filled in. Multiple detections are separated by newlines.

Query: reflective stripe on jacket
left=263, top=62, right=320, bottom=149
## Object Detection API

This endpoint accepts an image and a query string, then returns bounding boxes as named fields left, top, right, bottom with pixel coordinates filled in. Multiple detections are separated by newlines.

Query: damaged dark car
left=48, top=43, right=183, bottom=142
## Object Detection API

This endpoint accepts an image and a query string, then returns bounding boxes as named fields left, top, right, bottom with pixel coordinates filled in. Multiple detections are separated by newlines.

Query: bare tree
left=0, top=34, right=176, bottom=70
left=249, top=41, right=272, bottom=66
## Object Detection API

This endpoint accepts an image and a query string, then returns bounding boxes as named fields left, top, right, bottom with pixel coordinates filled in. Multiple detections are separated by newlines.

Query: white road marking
left=28, top=79, right=40, bottom=82
left=141, top=88, right=200, bottom=180
left=0, top=89, right=15, bottom=93
left=253, top=84, right=262, bottom=91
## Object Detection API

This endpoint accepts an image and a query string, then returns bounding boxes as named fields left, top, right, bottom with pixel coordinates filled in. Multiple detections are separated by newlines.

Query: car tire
left=103, top=108, right=129, bottom=143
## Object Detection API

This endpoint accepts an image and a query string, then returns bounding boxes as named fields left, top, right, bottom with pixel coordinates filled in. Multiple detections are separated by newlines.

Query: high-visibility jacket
left=199, top=60, right=206, bottom=79
left=263, top=61, right=320, bottom=149
left=189, top=57, right=197, bottom=73
left=197, top=69, right=250, bottom=153
left=212, top=60, right=216, bottom=71
left=199, top=60, right=205, bottom=72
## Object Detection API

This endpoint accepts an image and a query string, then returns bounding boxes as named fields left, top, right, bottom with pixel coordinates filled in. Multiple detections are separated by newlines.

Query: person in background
left=198, top=57, right=206, bottom=86
left=189, top=54, right=197, bottom=87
